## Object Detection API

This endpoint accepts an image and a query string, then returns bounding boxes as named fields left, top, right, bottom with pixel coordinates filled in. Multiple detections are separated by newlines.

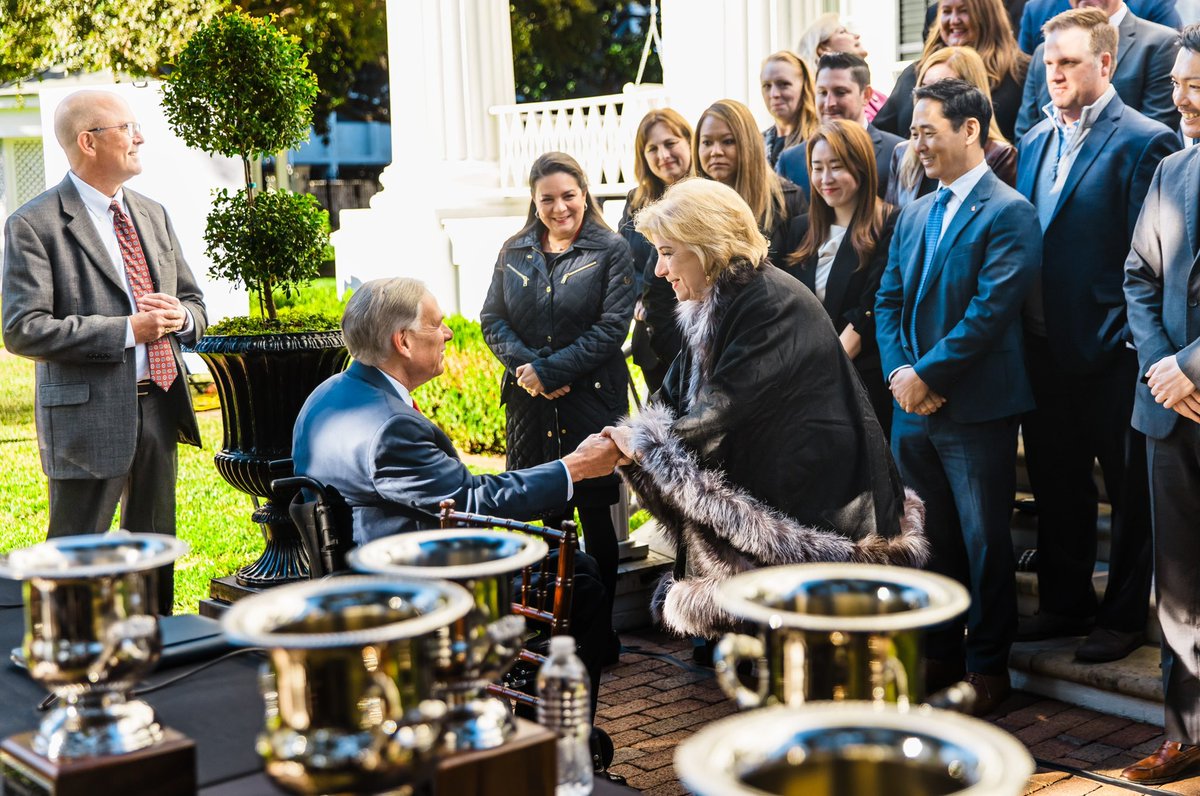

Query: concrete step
left=1009, top=638, right=1163, bottom=724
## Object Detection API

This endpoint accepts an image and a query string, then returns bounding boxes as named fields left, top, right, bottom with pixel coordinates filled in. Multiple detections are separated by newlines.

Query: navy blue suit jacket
left=292, top=361, right=569, bottom=543
left=1017, top=0, right=1179, bottom=54
left=1125, top=147, right=1200, bottom=440
left=776, top=123, right=904, bottom=200
left=1015, top=11, right=1179, bottom=142
left=1017, top=95, right=1179, bottom=373
left=876, top=168, right=1041, bottom=423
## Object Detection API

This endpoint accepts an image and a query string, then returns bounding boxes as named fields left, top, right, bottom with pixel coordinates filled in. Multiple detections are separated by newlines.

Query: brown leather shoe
left=963, top=671, right=1011, bottom=716
left=1121, top=740, right=1200, bottom=785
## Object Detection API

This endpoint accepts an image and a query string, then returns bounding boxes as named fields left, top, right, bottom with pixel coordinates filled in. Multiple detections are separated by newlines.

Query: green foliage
left=511, top=0, right=662, bottom=102
left=162, top=10, right=318, bottom=160
left=265, top=276, right=349, bottom=317
left=233, top=0, right=389, bottom=135
left=208, top=311, right=340, bottom=336
left=0, top=0, right=220, bottom=85
left=414, top=316, right=507, bottom=456
left=204, top=187, right=330, bottom=317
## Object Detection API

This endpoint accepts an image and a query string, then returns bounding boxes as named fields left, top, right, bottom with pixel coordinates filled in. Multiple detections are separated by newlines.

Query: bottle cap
left=549, top=635, right=576, bottom=656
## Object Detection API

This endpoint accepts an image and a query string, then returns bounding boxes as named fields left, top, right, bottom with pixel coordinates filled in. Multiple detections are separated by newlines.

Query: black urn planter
left=192, top=331, right=350, bottom=588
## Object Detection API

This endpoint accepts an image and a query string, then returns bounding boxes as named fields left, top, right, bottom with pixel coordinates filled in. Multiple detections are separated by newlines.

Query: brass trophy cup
left=349, top=529, right=548, bottom=751
left=0, top=532, right=194, bottom=796
left=674, top=702, right=1033, bottom=796
left=713, top=564, right=971, bottom=709
left=221, top=575, right=474, bottom=795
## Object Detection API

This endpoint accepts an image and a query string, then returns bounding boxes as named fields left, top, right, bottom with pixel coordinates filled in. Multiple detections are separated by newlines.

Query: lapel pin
left=970, top=205, right=976, bottom=211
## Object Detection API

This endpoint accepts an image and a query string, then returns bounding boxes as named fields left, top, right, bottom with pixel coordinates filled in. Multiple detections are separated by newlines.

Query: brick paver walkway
left=601, top=628, right=1200, bottom=795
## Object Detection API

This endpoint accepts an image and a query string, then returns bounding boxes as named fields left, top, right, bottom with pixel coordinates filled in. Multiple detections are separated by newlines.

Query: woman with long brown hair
left=696, top=99, right=805, bottom=264
left=786, top=120, right=898, bottom=433
left=619, top=108, right=693, bottom=393
left=760, top=51, right=821, bottom=167
left=885, top=45, right=1018, bottom=209
left=873, top=0, right=1027, bottom=141
left=481, top=152, right=634, bottom=662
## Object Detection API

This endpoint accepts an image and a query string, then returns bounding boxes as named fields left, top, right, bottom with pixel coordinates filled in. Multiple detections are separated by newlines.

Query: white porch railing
left=489, top=86, right=670, bottom=197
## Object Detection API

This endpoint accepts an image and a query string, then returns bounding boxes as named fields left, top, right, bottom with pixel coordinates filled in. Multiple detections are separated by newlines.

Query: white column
left=661, top=0, right=824, bottom=130
left=333, top=0, right=517, bottom=313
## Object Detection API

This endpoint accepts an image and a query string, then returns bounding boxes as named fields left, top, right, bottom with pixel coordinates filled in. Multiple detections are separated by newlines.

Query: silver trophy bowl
left=714, top=564, right=971, bottom=709
left=349, top=529, right=548, bottom=751
left=0, top=531, right=188, bottom=759
left=675, top=703, right=1033, bottom=796
left=221, top=575, right=473, bottom=795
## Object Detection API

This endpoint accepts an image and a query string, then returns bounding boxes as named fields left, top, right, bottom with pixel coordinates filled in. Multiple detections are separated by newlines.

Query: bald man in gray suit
left=2, top=90, right=207, bottom=613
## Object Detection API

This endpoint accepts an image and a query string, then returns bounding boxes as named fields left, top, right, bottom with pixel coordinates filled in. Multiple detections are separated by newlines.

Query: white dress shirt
left=68, top=171, right=193, bottom=381
left=814, top=225, right=847, bottom=303
left=381, top=370, right=574, bottom=501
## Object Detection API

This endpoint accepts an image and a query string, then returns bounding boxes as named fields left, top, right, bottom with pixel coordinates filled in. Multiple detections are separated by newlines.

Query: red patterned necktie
left=110, top=200, right=177, bottom=391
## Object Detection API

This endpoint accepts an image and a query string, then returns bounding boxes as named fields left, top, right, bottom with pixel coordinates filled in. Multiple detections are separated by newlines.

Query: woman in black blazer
left=784, top=119, right=898, bottom=436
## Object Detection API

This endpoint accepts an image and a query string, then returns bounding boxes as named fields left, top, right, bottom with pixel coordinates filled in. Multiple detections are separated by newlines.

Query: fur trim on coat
left=619, top=403, right=929, bottom=638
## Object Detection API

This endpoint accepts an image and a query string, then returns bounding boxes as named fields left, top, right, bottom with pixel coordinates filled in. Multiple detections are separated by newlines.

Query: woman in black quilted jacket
left=481, top=152, right=635, bottom=659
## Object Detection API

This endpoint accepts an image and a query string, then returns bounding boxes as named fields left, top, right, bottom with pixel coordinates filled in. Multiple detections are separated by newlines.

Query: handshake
left=560, top=426, right=638, bottom=482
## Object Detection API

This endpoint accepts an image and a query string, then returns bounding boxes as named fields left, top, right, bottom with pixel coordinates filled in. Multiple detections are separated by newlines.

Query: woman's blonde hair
left=920, top=0, right=1027, bottom=86
left=634, top=178, right=769, bottom=282
left=694, top=99, right=787, bottom=233
left=796, top=13, right=841, bottom=68
left=898, top=46, right=1007, bottom=193
left=630, top=108, right=694, bottom=212
left=760, top=51, right=821, bottom=150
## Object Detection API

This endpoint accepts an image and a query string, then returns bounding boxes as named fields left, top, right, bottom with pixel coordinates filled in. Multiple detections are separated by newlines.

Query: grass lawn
left=0, top=352, right=262, bottom=614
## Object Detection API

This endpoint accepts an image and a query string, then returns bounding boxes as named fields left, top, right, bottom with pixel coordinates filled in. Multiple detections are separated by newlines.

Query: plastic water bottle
left=537, top=635, right=594, bottom=796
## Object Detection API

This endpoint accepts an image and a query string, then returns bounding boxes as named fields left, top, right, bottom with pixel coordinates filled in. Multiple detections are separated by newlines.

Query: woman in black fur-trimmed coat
left=604, top=178, right=927, bottom=639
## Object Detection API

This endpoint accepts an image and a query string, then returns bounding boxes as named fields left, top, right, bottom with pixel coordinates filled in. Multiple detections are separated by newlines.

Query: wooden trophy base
left=435, top=717, right=557, bottom=796
left=0, top=728, right=195, bottom=796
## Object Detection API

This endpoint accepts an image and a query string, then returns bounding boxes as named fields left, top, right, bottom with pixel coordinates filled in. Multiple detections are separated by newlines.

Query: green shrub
left=267, top=277, right=349, bottom=317
left=416, top=315, right=506, bottom=456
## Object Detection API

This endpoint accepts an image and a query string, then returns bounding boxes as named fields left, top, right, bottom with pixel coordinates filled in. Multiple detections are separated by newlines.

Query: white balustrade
left=489, top=86, right=670, bottom=196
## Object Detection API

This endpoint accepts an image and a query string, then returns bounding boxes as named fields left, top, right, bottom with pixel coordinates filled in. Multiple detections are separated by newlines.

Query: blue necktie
left=910, top=187, right=952, bottom=359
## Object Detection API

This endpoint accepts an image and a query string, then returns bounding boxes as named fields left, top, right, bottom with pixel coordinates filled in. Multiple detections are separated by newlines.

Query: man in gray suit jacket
left=1121, top=27, right=1200, bottom=787
left=292, top=277, right=623, bottom=545
left=2, top=90, right=207, bottom=613
left=1015, top=0, right=1179, bottom=142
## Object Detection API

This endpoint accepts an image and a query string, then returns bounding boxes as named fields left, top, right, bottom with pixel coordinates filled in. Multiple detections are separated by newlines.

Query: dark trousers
left=1148, top=423, right=1200, bottom=742
left=1022, top=339, right=1151, bottom=630
left=892, top=410, right=1019, bottom=675
left=47, top=384, right=180, bottom=615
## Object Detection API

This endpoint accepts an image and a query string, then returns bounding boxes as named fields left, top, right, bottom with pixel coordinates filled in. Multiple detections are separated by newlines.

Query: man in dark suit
left=292, top=277, right=623, bottom=545
left=1121, top=25, right=1200, bottom=786
left=1015, top=0, right=1180, bottom=140
left=1016, top=0, right=1180, bottom=53
left=2, top=90, right=207, bottom=614
left=876, top=79, right=1041, bottom=716
left=776, top=52, right=904, bottom=199
left=1015, top=7, right=1178, bottom=662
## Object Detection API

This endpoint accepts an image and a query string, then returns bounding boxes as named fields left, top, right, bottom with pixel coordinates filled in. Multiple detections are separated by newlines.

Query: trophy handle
left=91, top=615, right=160, bottom=684
left=882, top=653, right=911, bottom=708
left=714, top=634, right=768, bottom=710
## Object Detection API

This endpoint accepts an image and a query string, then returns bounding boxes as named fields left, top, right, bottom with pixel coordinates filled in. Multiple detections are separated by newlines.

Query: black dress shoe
left=1122, top=740, right=1200, bottom=784
left=1075, top=627, right=1145, bottom=663
left=924, top=657, right=966, bottom=694
left=963, top=671, right=1011, bottom=717
left=1016, top=612, right=1094, bottom=642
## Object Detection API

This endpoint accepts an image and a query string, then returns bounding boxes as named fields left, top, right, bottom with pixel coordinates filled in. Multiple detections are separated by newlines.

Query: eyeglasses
left=87, top=122, right=142, bottom=137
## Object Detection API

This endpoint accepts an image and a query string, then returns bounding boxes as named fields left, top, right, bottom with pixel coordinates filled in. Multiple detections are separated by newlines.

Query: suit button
left=545, top=286, right=552, bottom=293
left=546, top=430, right=553, bottom=437
left=546, top=336, right=552, bottom=342
left=594, top=381, right=602, bottom=388
left=561, top=428, right=568, bottom=434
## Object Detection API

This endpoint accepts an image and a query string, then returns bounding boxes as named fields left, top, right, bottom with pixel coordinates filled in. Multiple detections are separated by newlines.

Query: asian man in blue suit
left=1014, top=7, right=1178, bottom=662
left=876, top=78, right=1041, bottom=717
left=292, top=277, right=624, bottom=546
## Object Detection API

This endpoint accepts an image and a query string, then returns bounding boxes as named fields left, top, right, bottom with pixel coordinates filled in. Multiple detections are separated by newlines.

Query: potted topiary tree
left=162, top=10, right=350, bottom=597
